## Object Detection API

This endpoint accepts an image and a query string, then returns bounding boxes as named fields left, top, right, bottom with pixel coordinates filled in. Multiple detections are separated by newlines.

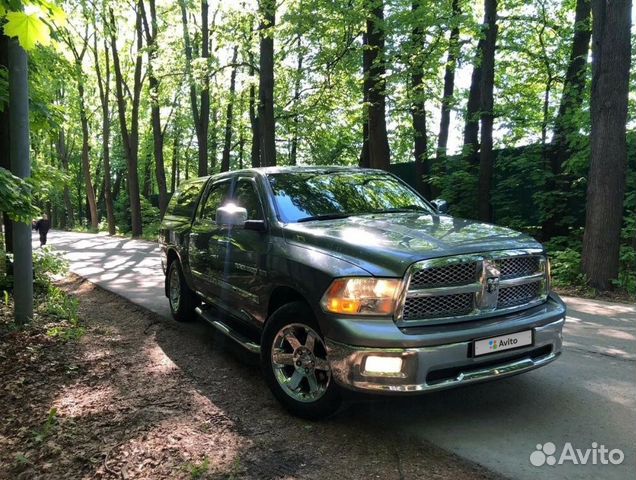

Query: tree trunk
left=171, top=132, right=179, bottom=193
left=410, top=0, right=428, bottom=197
left=141, top=0, right=169, bottom=216
left=366, top=0, right=391, bottom=171
left=75, top=63, right=99, bottom=231
left=110, top=5, right=144, bottom=237
left=221, top=46, right=239, bottom=172
left=56, top=131, right=75, bottom=229
left=542, top=0, right=592, bottom=239
left=179, top=0, right=209, bottom=177
left=435, top=0, right=460, bottom=175
left=93, top=27, right=116, bottom=235
left=477, top=0, right=498, bottom=222
left=359, top=30, right=371, bottom=168
left=289, top=35, right=304, bottom=166
left=463, top=40, right=484, bottom=163
left=198, top=0, right=210, bottom=176
left=8, top=37, right=33, bottom=324
left=258, top=0, right=276, bottom=167
left=581, top=0, right=631, bottom=291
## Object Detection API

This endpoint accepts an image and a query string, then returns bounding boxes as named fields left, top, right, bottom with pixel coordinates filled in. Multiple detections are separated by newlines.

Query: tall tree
left=435, top=0, right=460, bottom=169
left=63, top=23, right=99, bottom=231
left=109, top=5, right=144, bottom=237
left=366, top=0, right=391, bottom=171
left=258, top=0, right=276, bottom=167
left=179, top=0, right=211, bottom=177
left=462, top=43, right=485, bottom=163
left=55, top=129, right=76, bottom=229
left=221, top=45, right=239, bottom=172
left=141, top=0, right=169, bottom=215
left=542, top=0, right=592, bottom=238
left=92, top=16, right=116, bottom=235
left=289, top=35, right=303, bottom=166
left=476, top=0, right=498, bottom=222
left=410, top=0, right=428, bottom=196
left=581, top=0, right=631, bottom=291
left=359, top=30, right=371, bottom=168
left=7, top=37, right=33, bottom=324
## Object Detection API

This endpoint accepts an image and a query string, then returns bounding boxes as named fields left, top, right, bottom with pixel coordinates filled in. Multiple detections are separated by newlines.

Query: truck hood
left=283, top=212, right=542, bottom=277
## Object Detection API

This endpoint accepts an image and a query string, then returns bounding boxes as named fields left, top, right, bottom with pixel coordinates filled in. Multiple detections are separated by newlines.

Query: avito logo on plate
left=530, top=442, right=625, bottom=467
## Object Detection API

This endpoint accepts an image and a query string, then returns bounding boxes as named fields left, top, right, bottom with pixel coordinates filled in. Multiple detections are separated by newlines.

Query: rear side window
left=166, top=178, right=207, bottom=218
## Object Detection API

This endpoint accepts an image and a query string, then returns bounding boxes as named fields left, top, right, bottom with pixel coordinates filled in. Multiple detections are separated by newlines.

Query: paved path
left=39, top=230, right=636, bottom=480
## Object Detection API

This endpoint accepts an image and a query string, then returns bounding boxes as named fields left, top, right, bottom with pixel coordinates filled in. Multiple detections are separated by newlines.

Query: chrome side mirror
left=216, top=204, right=248, bottom=227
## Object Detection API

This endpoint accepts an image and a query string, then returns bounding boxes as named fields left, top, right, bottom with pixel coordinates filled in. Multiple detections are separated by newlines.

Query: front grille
left=402, top=293, right=473, bottom=320
left=399, top=250, right=547, bottom=325
left=497, top=281, right=542, bottom=308
left=409, top=262, right=477, bottom=289
left=498, top=256, right=540, bottom=279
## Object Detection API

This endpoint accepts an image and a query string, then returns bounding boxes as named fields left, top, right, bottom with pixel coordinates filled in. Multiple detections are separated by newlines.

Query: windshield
left=267, top=170, right=434, bottom=223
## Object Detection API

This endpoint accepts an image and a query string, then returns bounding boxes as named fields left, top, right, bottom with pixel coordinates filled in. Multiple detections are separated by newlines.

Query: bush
left=115, top=193, right=161, bottom=237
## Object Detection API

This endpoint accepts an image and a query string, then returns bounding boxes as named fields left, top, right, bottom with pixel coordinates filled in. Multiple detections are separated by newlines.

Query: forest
left=0, top=0, right=634, bottom=306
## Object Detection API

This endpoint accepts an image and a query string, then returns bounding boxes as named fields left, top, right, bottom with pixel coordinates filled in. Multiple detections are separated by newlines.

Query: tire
left=261, top=301, right=341, bottom=419
left=166, top=260, right=199, bottom=322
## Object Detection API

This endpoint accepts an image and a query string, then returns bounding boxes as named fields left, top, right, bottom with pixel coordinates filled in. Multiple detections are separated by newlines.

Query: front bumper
left=325, top=296, right=565, bottom=393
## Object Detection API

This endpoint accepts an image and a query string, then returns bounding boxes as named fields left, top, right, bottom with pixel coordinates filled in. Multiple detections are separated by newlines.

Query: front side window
left=200, top=181, right=231, bottom=221
left=233, top=179, right=264, bottom=220
left=267, top=171, right=433, bottom=223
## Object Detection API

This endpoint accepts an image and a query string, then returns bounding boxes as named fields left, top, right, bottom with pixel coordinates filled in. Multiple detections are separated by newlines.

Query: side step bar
left=195, top=307, right=261, bottom=354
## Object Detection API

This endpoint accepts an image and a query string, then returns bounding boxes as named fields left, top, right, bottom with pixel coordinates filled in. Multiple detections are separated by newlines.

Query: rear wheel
left=167, top=260, right=198, bottom=322
left=261, top=301, right=341, bottom=419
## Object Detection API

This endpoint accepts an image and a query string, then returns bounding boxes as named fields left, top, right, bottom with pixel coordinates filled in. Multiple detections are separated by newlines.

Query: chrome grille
left=398, top=249, right=547, bottom=326
left=409, top=262, right=477, bottom=288
left=498, top=281, right=542, bottom=308
left=498, top=256, right=540, bottom=279
left=403, top=293, right=473, bottom=320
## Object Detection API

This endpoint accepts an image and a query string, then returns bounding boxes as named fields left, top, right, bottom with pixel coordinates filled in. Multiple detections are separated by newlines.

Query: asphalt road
left=37, top=230, right=636, bottom=480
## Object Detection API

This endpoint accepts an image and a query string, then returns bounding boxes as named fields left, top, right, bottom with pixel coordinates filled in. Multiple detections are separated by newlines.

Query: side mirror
left=430, top=198, right=449, bottom=214
left=216, top=204, right=248, bottom=227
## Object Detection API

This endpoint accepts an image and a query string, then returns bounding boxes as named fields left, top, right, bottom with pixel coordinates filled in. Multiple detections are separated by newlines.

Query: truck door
left=188, top=179, right=232, bottom=300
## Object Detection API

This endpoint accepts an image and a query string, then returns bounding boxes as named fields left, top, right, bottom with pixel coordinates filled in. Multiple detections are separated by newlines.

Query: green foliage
left=32, top=407, right=58, bottom=443
left=115, top=192, right=161, bottom=237
left=32, top=246, right=68, bottom=290
left=184, top=457, right=210, bottom=480
left=0, top=167, right=39, bottom=223
left=3, top=11, right=51, bottom=50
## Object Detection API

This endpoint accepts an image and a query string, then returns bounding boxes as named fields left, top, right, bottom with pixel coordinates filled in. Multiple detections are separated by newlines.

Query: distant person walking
left=34, top=214, right=51, bottom=247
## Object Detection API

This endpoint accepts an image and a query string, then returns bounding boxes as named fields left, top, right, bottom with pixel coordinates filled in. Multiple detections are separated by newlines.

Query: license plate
left=474, top=330, right=533, bottom=357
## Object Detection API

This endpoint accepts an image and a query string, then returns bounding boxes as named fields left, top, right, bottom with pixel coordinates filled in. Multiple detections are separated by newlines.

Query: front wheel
left=166, top=260, right=198, bottom=322
left=261, top=301, right=341, bottom=419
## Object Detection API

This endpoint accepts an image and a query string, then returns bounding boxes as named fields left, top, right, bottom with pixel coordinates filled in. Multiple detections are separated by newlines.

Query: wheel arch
left=267, top=285, right=309, bottom=318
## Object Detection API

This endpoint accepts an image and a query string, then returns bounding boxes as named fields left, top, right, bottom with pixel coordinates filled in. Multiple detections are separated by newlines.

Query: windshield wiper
left=369, top=205, right=430, bottom=214
left=296, top=213, right=351, bottom=222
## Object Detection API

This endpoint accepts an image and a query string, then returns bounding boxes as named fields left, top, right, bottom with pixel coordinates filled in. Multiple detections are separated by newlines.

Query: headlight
left=320, top=277, right=401, bottom=315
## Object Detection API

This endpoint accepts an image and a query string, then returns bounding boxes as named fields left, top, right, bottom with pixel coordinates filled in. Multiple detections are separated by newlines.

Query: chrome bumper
left=325, top=317, right=564, bottom=393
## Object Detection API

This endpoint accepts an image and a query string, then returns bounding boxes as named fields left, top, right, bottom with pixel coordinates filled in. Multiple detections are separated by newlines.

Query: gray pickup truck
left=159, top=166, right=566, bottom=418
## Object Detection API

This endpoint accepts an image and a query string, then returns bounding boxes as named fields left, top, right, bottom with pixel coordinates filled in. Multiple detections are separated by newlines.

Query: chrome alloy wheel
left=271, top=323, right=331, bottom=402
left=168, top=266, right=181, bottom=312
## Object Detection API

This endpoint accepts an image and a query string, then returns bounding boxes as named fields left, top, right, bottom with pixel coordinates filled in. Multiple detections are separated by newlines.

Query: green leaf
left=3, top=11, right=51, bottom=51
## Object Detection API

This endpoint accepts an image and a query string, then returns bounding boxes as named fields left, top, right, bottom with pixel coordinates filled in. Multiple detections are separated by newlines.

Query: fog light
left=364, top=356, right=403, bottom=375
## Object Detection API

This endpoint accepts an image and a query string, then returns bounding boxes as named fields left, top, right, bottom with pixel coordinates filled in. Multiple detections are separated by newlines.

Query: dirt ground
left=0, top=275, right=504, bottom=480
